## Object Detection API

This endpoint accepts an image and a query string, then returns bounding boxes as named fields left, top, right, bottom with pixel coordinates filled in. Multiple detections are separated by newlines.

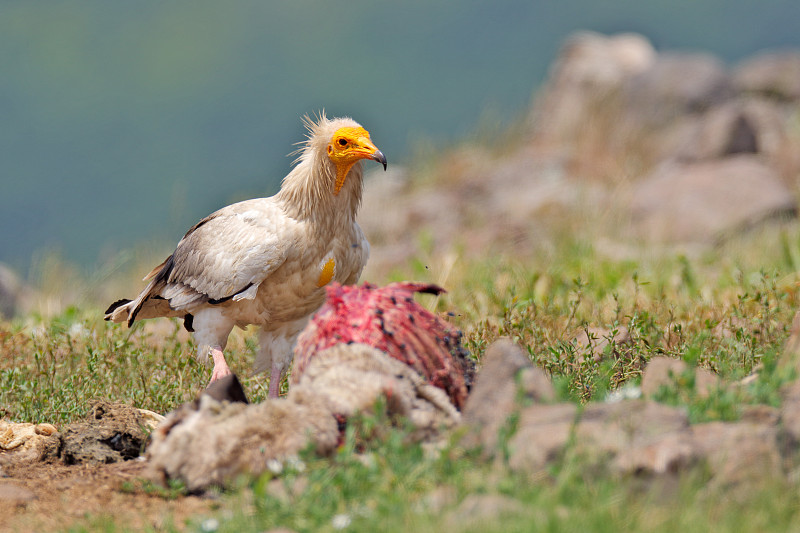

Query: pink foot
left=209, top=347, right=232, bottom=385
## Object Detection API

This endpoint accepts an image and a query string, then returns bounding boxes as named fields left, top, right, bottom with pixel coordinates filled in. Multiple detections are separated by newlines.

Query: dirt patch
left=0, top=400, right=216, bottom=532
left=0, top=460, right=215, bottom=532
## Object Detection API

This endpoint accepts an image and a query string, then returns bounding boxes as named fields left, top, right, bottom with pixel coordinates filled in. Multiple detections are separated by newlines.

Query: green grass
left=5, top=223, right=800, bottom=532
left=168, top=408, right=800, bottom=533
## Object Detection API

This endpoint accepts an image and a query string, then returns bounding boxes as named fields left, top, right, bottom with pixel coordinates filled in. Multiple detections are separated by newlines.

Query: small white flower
left=68, top=322, right=89, bottom=338
left=200, top=518, right=219, bottom=532
left=286, top=455, right=305, bottom=472
left=332, top=513, right=351, bottom=530
left=266, top=458, right=283, bottom=474
left=605, top=384, right=642, bottom=403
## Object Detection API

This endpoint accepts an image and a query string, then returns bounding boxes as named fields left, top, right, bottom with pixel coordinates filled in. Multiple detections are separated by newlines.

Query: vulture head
left=298, top=113, right=387, bottom=195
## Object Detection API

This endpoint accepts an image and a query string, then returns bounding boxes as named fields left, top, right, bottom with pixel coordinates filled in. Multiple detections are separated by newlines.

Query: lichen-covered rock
left=0, top=421, right=60, bottom=465
left=630, top=156, right=796, bottom=243
left=641, top=356, right=720, bottom=399
left=60, top=400, right=162, bottom=465
left=734, top=50, right=800, bottom=101
left=461, top=338, right=555, bottom=455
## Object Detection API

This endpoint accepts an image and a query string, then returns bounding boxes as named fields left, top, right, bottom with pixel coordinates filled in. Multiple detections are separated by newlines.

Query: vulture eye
left=337, top=138, right=348, bottom=147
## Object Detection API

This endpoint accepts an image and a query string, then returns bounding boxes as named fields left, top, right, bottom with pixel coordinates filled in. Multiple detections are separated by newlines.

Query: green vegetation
left=4, top=219, right=800, bottom=531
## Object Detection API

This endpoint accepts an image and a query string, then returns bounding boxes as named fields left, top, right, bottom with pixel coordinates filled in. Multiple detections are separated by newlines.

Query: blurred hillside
left=359, top=31, right=800, bottom=280
left=3, top=0, right=800, bottom=277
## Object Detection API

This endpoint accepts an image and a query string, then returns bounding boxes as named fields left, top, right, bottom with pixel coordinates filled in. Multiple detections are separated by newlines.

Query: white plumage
left=105, top=114, right=386, bottom=397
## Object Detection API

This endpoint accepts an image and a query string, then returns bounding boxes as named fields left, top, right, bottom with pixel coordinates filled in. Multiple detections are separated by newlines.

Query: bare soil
left=0, top=401, right=220, bottom=532
left=0, top=459, right=215, bottom=532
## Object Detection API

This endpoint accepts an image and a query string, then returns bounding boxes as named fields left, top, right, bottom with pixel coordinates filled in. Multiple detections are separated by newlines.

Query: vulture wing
left=141, top=199, right=292, bottom=314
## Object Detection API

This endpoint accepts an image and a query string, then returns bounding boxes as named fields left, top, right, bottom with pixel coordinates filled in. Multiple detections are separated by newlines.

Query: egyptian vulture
left=105, top=114, right=387, bottom=397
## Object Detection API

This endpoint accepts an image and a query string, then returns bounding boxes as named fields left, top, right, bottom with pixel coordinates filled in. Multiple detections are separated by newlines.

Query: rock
left=641, top=357, right=721, bottom=398
left=0, top=421, right=61, bottom=465
left=734, top=50, right=800, bottom=101
left=60, top=400, right=156, bottom=465
left=778, top=379, right=800, bottom=455
left=690, top=421, right=782, bottom=488
left=0, top=481, right=36, bottom=505
left=576, top=400, right=690, bottom=458
left=641, top=357, right=689, bottom=397
left=508, top=400, right=689, bottom=475
left=674, top=98, right=790, bottom=163
left=614, top=431, right=698, bottom=476
left=531, top=31, right=655, bottom=142
left=461, top=339, right=554, bottom=455
left=693, top=367, right=721, bottom=398
left=630, top=155, right=796, bottom=243
left=740, top=405, right=780, bottom=426
left=623, top=52, right=733, bottom=126
left=506, top=403, right=578, bottom=473
left=779, top=310, right=800, bottom=373
left=0, top=263, right=34, bottom=320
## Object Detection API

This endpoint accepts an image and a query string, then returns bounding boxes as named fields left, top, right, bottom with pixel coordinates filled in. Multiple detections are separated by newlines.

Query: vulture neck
left=277, top=150, right=363, bottom=225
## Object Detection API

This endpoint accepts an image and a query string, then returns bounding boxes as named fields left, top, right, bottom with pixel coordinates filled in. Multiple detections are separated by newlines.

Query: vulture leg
left=258, top=319, right=308, bottom=399
left=209, top=346, right=233, bottom=384
left=267, top=363, right=283, bottom=398
left=192, top=308, right=236, bottom=385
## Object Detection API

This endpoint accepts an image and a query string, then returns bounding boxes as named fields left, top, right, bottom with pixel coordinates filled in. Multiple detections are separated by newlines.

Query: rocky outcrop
left=630, top=156, right=796, bottom=243
left=462, top=338, right=800, bottom=490
left=0, top=263, right=34, bottom=320
left=357, top=33, right=800, bottom=272
left=0, top=400, right=164, bottom=467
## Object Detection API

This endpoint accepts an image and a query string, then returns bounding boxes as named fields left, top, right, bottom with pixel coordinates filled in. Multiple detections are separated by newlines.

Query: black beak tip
left=372, top=150, right=387, bottom=171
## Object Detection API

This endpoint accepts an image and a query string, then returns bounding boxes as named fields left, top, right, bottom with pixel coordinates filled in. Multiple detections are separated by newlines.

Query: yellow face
left=326, top=126, right=386, bottom=194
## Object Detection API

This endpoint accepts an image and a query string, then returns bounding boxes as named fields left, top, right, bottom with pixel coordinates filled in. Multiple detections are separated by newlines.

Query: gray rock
left=690, top=421, right=782, bottom=488
left=641, top=356, right=721, bottom=398
left=630, top=155, right=796, bottom=243
left=734, top=50, right=800, bottom=101
left=624, top=52, right=733, bottom=124
left=508, top=400, right=689, bottom=474
left=641, top=357, right=689, bottom=397
left=613, top=431, right=698, bottom=476
left=531, top=31, right=655, bottom=142
left=576, top=400, right=690, bottom=456
left=674, top=98, right=789, bottom=163
left=461, top=338, right=555, bottom=455
left=507, top=403, right=578, bottom=472
left=778, top=379, right=800, bottom=454
left=0, top=263, right=33, bottom=320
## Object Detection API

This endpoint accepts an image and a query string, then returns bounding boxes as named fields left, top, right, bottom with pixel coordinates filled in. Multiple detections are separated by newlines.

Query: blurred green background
left=2, top=0, right=800, bottom=273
